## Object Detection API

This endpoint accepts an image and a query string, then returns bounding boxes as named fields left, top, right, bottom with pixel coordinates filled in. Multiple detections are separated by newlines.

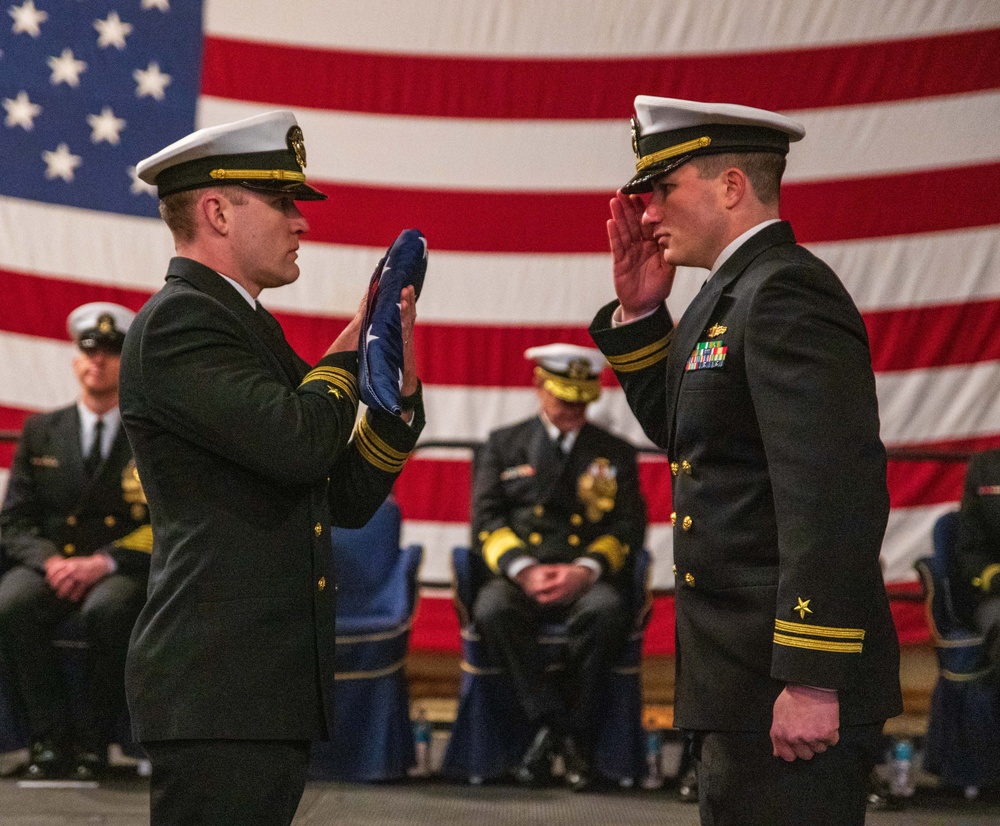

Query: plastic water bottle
left=410, top=707, right=432, bottom=777
left=889, top=738, right=915, bottom=798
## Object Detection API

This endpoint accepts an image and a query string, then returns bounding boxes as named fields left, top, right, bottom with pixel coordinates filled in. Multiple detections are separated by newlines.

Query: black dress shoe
left=26, top=738, right=66, bottom=780
left=515, top=726, right=555, bottom=786
left=560, top=736, right=593, bottom=792
left=72, top=751, right=107, bottom=782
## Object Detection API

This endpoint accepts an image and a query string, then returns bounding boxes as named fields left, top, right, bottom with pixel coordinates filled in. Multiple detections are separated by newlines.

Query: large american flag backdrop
left=2, top=1, right=998, bottom=652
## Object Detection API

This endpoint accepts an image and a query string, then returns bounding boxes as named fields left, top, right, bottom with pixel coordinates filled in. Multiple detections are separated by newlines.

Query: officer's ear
left=720, top=167, right=749, bottom=209
left=199, top=189, right=233, bottom=237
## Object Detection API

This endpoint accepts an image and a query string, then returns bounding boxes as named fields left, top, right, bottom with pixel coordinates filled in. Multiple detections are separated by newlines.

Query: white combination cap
left=525, top=343, right=607, bottom=404
left=67, top=302, right=135, bottom=353
left=136, top=110, right=326, bottom=201
left=624, top=96, right=806, bottom=193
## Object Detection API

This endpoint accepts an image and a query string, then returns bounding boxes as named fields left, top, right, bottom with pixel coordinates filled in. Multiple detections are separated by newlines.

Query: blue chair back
left=332, top=497, right=413, bottom=625
left=918, top=509, right=1000, bottom=789
left=916, top=510, right=989, bottom=676
left=309, top=496, right=420, bottom=781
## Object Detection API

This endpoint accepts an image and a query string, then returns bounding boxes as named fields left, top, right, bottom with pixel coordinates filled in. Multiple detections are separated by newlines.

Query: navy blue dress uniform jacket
left=590, top=221, right=901, bottom=732
left=953, top=447, right=1000, bottom=626
left=472, top=417, right=646, bottom=589
left=119, top=257, right=423, bottom=743
left=1, top=405, right=151, bottom=575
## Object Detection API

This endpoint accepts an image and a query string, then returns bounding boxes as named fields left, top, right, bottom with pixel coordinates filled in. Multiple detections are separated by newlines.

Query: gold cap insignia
left=567, top=358, right=591, bottom=381
left=707, top=323, right=727, bottom=338
left=97, top=314, right=115, bottom=334
left=630, top=117, right=640, bottom=157
left=287, top=125, right=306, bottom=168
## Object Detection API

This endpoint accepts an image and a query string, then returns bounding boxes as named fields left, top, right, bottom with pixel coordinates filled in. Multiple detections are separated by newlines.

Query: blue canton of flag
left=0, top=0, right=203, bottom=218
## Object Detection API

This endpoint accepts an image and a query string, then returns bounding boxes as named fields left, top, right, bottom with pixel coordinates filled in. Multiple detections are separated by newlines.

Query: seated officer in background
left=952, top=446, right=1000, bottom=688
left=0, top=303, right=151, bottom=781
left=471, top=343, right=647, bottom=790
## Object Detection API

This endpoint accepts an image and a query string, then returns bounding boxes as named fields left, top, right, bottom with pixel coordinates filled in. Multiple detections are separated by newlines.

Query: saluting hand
left=607, top=189, right=675, bottom=321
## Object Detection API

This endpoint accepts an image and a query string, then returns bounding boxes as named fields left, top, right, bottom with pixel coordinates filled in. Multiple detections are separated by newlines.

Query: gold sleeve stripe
left=300, top=367, right=359, bottom=398
left=975, top=563, right=1000, bottom=592
left=113, top=524, right=153, bottom=554
left=774, top=619, right=865, bottom=640
left=482, top=527, right=525, bottom=572
left=354, top=415, right=409, bottom=473
left=773, top=632, right=863, bottom=654
left=300, top=365, right=359, bottom=391
left=605, top=333, right=672, bottom=373
left=359, top=414, right=409, bottom=461
left=587, top=535, right=628, bottom=572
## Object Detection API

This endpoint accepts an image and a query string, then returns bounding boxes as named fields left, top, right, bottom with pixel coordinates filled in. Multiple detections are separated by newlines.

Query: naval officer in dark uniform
left=471, top=343, right=646, bottom=790
left=589, top=96, right=901, bottom=825
left=0, top=302, right=150, bottom=781
left=122, top=110, right=424, bottom=826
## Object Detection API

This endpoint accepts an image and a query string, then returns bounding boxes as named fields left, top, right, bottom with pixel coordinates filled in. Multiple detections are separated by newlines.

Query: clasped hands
left=44, top=553, right=113, bottom=603
left=515, top=562, right=595, bottom=606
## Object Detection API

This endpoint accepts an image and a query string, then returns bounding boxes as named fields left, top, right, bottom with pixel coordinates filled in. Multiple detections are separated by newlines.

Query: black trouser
left=0, top=564, right=145, bottom=752
left=691, top=723, right=883, bottom=826
left=473, top=577, right=629, bottom=753
left=144, top=739, right=311, bottom=826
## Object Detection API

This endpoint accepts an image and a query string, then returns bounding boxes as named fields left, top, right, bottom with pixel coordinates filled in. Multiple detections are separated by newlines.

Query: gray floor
left=1, top=769, right=999, bottom=826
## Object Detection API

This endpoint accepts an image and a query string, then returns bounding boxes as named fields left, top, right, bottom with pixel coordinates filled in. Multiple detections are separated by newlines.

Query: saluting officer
left=590, top=96, right=901, bottom=825
left=0, top=302, right=151, bottom=781
left=471, top=343, right=647, bottom=790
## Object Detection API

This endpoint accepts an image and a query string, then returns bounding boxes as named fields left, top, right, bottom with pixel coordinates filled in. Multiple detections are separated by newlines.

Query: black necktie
left=84, top=418, right=104, bottom=477
left=554, top=431, right=567, bottom=462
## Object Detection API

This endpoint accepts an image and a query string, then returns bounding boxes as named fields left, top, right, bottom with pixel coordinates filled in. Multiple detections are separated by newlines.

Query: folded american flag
left=358, top=228, right=427, bottom=416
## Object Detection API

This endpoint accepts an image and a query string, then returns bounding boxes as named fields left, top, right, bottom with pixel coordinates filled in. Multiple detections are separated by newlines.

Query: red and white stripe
left=2, top=1, right=999, bottom=592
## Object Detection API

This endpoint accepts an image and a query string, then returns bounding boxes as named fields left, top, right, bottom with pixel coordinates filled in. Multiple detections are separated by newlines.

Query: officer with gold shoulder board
left=0, top=302, right=151, bottom=781
left=471, top=343, right=646, bottom=790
